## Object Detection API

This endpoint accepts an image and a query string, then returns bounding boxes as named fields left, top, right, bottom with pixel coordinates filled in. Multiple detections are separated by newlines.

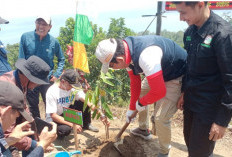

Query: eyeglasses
left=36, top=21, right=48, bottom=27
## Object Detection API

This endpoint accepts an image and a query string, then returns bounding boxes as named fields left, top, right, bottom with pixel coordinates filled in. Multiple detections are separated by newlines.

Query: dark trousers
left=183, top=108, right=215, bottom=157
left=57, top=123, right=72, bottom=138
left=57, top=100, right=91, bottom=138
left=27, top=84, right=51, bottom=118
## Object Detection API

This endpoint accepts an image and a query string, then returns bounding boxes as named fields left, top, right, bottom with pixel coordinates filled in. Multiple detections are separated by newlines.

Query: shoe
left=84, top=124, right=99, bottom=132
left=157, top=153, right=169, bottom=157
left=130, top=127, right=152, bottom=140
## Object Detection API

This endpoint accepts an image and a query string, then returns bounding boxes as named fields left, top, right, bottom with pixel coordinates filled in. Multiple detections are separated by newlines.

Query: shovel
left=113, top=110, right=138, bottom=153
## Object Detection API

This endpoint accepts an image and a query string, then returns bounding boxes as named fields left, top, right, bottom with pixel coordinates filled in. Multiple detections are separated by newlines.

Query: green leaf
left=95, top=84, right=100, bottom=100
left=102, top=102, right=113, bottom=120
left=102, top=79, right=114, bottom=86
left=101, top=96, right=106, bottom=105
left=104, top=88, right=114, bottom=97
left=105, top=111, right=113, bottom=120
left=92, top=92, right=96, bottom=106
left=96, top=113, right=101, bottom=119
left=106, top=72, right=113, bottom=78
left=92, top=109, right=97, bottom=119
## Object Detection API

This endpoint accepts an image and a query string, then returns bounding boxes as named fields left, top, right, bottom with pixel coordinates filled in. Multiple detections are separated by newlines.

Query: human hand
left=136, top=101, right=147, bottom=112
left=6, top=121, right=35, bottom=146
left=37, top=122, right=57, bottom=150
left=100, top=115, right=110, bottom=127
left=177, top=93, right=184, bottom=110
left=126, top=110, right=136, bottom=123
left=49, top=76, right=58, bottom=82
left=75, top=125, right=82, bottom=133
left=209, top=123, right=226, bottom=141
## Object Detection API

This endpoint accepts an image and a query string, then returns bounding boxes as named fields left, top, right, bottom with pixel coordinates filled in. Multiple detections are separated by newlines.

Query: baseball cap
left=0, top=81, right=34, bottom=123
left=36, top=15, right=51, bottom=25
left=61, top=69, right=81, bottom=87
left=95, top=38, right=117, bottom=74
left=0, top=17, right=9, bottom=24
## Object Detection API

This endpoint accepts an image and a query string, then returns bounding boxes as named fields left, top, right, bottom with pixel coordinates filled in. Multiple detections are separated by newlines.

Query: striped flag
left=73, top=14, right=93, bottom=73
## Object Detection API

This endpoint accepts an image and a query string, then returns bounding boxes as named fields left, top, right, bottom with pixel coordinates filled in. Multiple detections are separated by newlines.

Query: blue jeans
left=22, top=140, right=37, bottom=157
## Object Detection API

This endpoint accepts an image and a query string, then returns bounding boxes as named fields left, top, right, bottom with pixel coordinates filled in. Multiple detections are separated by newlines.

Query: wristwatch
left=0, top=139, right=9, bottom=149
left=3, top=142, right=9, bottom=149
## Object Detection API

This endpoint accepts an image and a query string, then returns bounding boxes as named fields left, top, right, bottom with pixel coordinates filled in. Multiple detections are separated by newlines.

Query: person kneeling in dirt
left=95, top=36, right=187, bottom=157
left=0, top=81, right=57, bottom=156
left=45, top=69, right=109, bottom=138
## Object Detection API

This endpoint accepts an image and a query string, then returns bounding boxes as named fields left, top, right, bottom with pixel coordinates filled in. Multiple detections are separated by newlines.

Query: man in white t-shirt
left=46, top=69, right=109, bottom=138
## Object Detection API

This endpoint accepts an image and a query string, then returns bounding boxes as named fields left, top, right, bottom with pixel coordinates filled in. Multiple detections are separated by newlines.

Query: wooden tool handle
left=115, top=110, right=138, bottom=140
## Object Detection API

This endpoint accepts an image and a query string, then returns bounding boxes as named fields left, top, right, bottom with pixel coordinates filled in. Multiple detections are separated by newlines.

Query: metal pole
left=156, top=1, right=162, bottom=35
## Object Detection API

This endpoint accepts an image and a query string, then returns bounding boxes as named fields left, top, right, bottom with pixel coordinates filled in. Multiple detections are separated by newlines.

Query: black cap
left=15, top=55, right=50, bottom=85
left=0, top=17, right=9, bottom=24
left=61, top=69, right=81, bottom=87
left=0, top=81, right=34, bottom=122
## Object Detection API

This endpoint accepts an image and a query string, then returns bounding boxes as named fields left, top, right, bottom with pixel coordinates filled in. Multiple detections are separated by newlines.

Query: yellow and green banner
left=73, top=14, right=93, bottom=73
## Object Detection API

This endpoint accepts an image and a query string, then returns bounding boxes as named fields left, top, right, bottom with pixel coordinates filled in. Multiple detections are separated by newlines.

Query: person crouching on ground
left=46, top=69, right=110, bottom=138
left=0, top=81, right=57, bottom=156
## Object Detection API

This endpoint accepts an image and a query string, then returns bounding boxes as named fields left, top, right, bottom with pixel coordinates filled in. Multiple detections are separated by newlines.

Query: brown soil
left=40, top=104, right=232, bottom=157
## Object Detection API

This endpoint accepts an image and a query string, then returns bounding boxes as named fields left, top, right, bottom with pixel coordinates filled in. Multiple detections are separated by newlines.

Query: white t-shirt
left=46, top=83, right=85, bottom=115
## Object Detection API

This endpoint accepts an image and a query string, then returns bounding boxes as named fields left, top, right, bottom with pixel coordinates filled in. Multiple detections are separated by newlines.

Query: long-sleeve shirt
left=183, top=11, right=232, bottom=127
left=0, top=40, right=11, bottom=76
left=19, top=31, right=65, bottom=78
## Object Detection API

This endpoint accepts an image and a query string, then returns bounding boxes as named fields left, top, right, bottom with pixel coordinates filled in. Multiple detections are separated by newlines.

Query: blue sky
left=0, top=0, right=231, bottom=45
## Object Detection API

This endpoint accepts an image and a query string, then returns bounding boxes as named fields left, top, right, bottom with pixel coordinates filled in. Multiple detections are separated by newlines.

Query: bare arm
left=51, top=113, right=73, bottom=127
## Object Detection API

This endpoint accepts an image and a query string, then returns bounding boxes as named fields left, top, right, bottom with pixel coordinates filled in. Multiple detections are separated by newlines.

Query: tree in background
left=161, top=29, right=184, bottom=47
left=6, top=43, right=19, bottom=69
left=57, top=17, right=136, bottom=106
left=105, top=17, right=136, bottom=104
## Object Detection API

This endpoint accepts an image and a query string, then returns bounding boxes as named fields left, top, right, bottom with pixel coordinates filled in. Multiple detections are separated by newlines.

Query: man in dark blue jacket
left=0, top=17, right=11, bottom=76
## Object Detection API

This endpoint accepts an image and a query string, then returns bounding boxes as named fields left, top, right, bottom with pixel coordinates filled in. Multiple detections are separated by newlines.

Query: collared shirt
left=183, top=11, right=232, bottom=126
left=0, top=40, right=11, bottom=76
left=19, top=31, right=65, bottom=78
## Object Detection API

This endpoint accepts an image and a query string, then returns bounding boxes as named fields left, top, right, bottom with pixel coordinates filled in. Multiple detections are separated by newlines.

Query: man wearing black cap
left=0, top=55, right=50, bottom=156
left=0, top=81, right=57, bottom=157
left=0, top=17, right=12, bottom=76
left=19, top=15, right=65, bottom=119
left=46, top=69, right=109, bottom=138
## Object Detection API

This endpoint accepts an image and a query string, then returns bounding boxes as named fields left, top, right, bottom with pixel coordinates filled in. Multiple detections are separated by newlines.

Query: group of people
left=95, top=1, right=232, bottom=157
left=0, top=1, right=232, bottom=157
left=0, top=14, right=108, bottom=156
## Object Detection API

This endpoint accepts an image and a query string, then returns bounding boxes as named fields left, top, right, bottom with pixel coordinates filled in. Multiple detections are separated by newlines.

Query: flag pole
left=73, top=1, right=80, bottom=152
left=76, top=0, right=78, bottom=14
